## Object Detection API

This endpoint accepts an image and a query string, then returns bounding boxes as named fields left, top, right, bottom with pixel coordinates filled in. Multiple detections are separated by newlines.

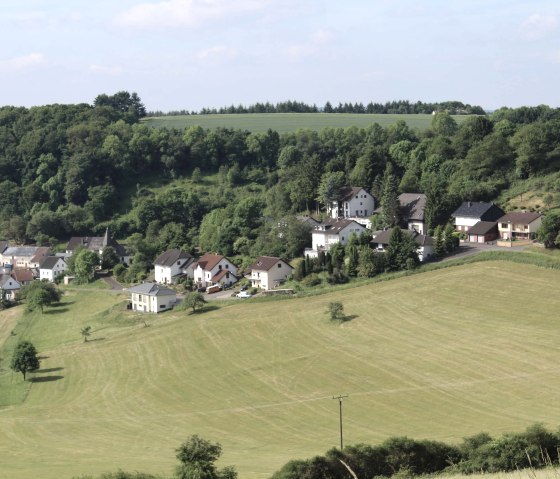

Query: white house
left=0, top=246, right=50, bottom=269
left=451, top=201, right=505, bottom=232
left=328, top=186, right=375, bottom=220
left=153, top=249, right=194, bottom=284
left=128, top=282, right=177, bottom=313
left=192, top=253, right=238, bottom=289
left=39, top=257, right=67, bottom=282
left=0, top=274, right=21, bottom=300
left=497, top=211, right=543, bottom=240
left=371, top=228, right=434, bottom=262
left=66, top=228, right=130, bottom=265
left=248, top=256, right=294, bottom=291
left=305, top=218, right=366, bottom=258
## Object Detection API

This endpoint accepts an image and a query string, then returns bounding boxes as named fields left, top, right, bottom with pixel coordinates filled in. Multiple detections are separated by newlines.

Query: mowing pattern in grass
left=0, top=262, right=560, bottom=478
left=142, top=113, right=469, bottom=133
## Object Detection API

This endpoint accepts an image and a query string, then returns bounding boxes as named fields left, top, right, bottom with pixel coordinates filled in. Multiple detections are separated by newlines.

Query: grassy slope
left=142, top=113, right=469, bottom=133
left=1, top=261, right=560, bottom=478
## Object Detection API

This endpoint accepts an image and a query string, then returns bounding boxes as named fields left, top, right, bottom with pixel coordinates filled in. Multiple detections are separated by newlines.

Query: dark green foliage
left=327, top=301, right=344, bottom=321
left=183, top=292, right=207, bottom=313
left=10, top=341, right=40, bottom=380
left=385, top=228, right=419, bottom=271
left=537, top=210, right=560, bottom=247
left=19, top=281, right=62, bottom=313
left=381, top=166, right=400, bottom=228
left=175, top=435, right=237, bottom=479
left=101, top=246, right=120, bottom=270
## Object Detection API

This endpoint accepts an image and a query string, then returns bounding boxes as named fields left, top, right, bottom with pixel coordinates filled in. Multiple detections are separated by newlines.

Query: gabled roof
left=128, top=282, right=176, bottom=296
left=40, top=256, right=65, bottom=270
left=194, top=253, right=230, bottom=271
left=31, top=247, right=50, bottom=264
left=296, top=215, right=320, bottom=226
left=248, top=256, right=293, bottom=272
left=67, top=228, right=128, bottom=257
left=2, top=246, right=39, bottom=258
left=452, top=201, right=505, bottom=221
left=11, top=269, right=34, bottom=283
left=212, top=269, right=238, bottom=282
left=0, top=241, right=8, bottom=254
left=398, top=193, right=427, bottom=222
left=498, top=211, right=543, bottom=224
left=339, top=186, right=367, bottom=202
left=0, top=274, right=20, bottom=289
left=154, top=249, right=193, bottom=267
left=372, top=228, right=433, bottom=247
left=467, top=221, right=498, bottom=236
left=314, top=218, right=365, bottom=234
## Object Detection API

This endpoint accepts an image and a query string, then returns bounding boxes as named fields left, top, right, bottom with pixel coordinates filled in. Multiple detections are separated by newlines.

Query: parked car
left=240, top=284, right=249, bottom=291
left=236, top=291, right=252, bottom=298
left=206, top=284, right=222, bottom=294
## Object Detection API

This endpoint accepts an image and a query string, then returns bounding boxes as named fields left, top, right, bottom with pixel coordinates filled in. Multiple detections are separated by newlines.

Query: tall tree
left=175, top=435, right=237, bottom=479
left=381, top=166, right=400, bottom=228
left=10, top=341, right=40, bottom=380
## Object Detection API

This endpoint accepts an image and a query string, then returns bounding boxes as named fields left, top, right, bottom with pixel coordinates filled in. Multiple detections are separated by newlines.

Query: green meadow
left=142, top=113, right=469, bottom=133
left=1, top=261, right=560, bottom=478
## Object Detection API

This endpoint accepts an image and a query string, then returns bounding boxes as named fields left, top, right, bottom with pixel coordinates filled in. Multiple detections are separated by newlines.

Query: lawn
left=1, top=261, right=560, bottom=478
left=142, top=113, right=469, bottom=133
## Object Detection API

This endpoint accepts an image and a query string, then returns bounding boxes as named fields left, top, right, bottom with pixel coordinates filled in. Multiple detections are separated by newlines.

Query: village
left=0, top=185, right=544, bottom=314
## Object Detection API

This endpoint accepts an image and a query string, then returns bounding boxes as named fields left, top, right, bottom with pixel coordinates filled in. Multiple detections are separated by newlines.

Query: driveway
left=440, top=241, right=528, bottom=262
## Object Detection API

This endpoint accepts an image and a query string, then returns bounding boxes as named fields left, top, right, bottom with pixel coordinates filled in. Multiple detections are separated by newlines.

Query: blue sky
left=1, top=0, right=559, bottom=111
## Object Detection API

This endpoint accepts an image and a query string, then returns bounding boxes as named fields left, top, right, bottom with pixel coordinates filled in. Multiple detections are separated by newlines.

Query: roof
left=67, top=228, right=128, bottom=256
left=0, top=274, right=20, bottom=289
left=31, top=246, right=50, bottom=264
left=40, top=256, right=65, bottom=270
left=398, top=193, right=427, bottom=222
left=314, top=218, right=364, bottom=234
left=452, top=202, right=505, bottom=220
left=372, top=228, right=433, bottom=247
left=296, top=215, right=320, bottom=226
left=0, top=241, right=8, bottom=254
left=2, top=246, right=39, bottom=258
left=153, top=249, right=193, bottom=267
left=498, top=211, right=543, bottom=224
left=339, top=186, right=365, bottom=202
left=128, top=282, right=176, bottom=296
left=248, top=256, right=293, bottom=272
left=194, top=253, right=228, bottom=272
left=11, top=269, right=34, bottom=282
left=467, top=221, right=498, bottom=236
left=212, top=269, right=238, bottom=282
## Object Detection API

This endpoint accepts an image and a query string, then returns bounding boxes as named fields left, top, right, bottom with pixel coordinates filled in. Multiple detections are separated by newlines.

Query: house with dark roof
left=66, top=228, right=130, bottom=264
left=192, top=253, right=238, bottom=289
left=328, top=186, right=375, bottom=223
left=306, top=218, right=366, bottom=258
left=39, top=256, right=67, bottom=282
left=248, top=256, right=293, bottom=291
left=153, top=249, right=194, bottom=284
left=466, top=221, right=500, bottom=243
left=11, top=269, right=34, bottom=285
left=373, top=193, right=427, bottom=234
left=0, top=274, right=20, bottom=300
left=371, top=228, right=434, bottom=262
left=451, top=201, right=505, bottom=232
left=127, top=282, right=177, bottom=313
left=497, top=211, right=543, bottom=241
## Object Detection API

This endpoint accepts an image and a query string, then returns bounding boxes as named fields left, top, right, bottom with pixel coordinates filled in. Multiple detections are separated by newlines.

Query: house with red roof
left=192, top=253, right=238, bottom=289
left=248, top=256, right=293, bottom=291
left=497, top=211, right=543, bottom=241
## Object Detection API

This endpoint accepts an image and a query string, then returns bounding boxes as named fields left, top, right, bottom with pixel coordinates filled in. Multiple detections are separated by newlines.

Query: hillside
left=142, top=112, right=469, bottom=133
left=1, top=261, right=560, bottom=478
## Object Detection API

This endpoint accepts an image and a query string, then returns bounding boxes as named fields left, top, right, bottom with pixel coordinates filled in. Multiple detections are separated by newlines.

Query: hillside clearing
left=0, top=261, right=560, bottom=478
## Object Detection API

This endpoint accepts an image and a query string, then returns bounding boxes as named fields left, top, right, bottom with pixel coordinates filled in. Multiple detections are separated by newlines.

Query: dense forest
left=1, top=92, right=560, bottom=270
left=149, top=99, right=485, bottom=116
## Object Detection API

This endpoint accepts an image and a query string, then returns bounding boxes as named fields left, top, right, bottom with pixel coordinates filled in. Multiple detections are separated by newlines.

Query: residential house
left=373, top=193, right=427, bottom=234
left=66, top=228, right=130, bottom=264
left=11, top=269, right=34, bottom=285
left=39, top=257, right=67, bottom=282
left=296, top=215, right=321, bottom=227
left=451, top=201, right=505, bottom=232
left=497, top=211, right=543, bottom=240
left=192, top=253, right=238, bottom=289
left=128, top=282, right=177, bottom=313
left=153, top=249, right=194, bottom=284
left=305, top=218, right=366, bottom=258
left=328, top=186, right=375, bottom=221
left=0, top=274, right=21, bottom=300
left=248, top=256, right=294, bottom=291
left=371, top=228, right=434, bottom=262
left=0, top=246, right=51, bottom=269
left=466, top=221, right=500, bottom=243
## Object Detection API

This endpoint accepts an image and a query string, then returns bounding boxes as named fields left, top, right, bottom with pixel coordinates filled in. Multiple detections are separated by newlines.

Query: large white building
left=192, top=253, right=238, bottom=289
left=39, top=257, right=67, bottom=282
left=305, top=218, right=366, bottom=258
left=128, top=282, right=177, bottom=313
left=153, top=249, right=194, bottom=284
left=328, top=186, right=375, bottom=221
left=248, top=256, right=293, bottom=291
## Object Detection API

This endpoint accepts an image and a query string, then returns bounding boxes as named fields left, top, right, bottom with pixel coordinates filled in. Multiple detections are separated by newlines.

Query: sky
left=1, top=0, right=559, bottom=112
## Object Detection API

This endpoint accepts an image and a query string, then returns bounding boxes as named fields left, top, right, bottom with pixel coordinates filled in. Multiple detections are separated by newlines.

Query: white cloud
left=284, top=28, right=338, bottom=61
left=115, top=0, right=266, bottom=29
left=1, top=53, right=47, bottom=71
left=522, top=13, right=558, bottom=40
left=195, top=45, right=237, bottom=63
left=89, top=64, right=123, bottom=75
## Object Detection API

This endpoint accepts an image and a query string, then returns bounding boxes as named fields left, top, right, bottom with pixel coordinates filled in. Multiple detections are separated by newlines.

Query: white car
left=236, top=291, right=252, bottom=298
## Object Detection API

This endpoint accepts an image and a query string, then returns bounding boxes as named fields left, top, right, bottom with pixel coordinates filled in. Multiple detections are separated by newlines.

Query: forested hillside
left=1, top=93, right=560, bottom=273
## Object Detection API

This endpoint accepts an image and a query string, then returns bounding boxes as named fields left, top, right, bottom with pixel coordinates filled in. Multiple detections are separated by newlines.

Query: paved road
left=100, top=275, right=124, bottom=291
left=440, top=241, right=529, bottom=262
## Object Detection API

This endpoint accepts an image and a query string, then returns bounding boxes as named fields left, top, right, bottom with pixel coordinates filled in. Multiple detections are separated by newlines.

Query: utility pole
left=332, top=394, right=348, bottom=450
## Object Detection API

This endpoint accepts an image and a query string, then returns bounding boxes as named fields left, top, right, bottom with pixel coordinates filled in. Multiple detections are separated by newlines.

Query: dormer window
left=219, top=265, right=222, bottom=270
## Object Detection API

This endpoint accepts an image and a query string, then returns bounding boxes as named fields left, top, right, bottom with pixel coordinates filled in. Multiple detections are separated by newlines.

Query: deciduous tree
left=10, top=341, right=40, bottom=380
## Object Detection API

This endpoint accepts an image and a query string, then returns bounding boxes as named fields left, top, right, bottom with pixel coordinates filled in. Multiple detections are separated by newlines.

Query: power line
left=332, top=394, right=348, bottom=450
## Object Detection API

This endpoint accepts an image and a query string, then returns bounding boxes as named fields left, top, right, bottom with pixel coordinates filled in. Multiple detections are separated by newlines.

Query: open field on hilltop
left=142, top=113, right=470, bottom=133
left=2, top=261, right=560, bottom=478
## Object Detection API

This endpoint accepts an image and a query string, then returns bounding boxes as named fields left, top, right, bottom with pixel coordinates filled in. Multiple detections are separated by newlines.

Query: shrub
left=302, top=273, right=321, bottom=287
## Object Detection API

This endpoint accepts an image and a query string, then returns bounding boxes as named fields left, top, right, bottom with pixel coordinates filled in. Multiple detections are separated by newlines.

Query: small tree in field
left=10, top=341, right=40, bottom=380
left=81, top=326, right=92, bottom=342
left=184, top=292, right=207, bottom=313
left=176, top=434, right=237, bottom=479
left=20, top=281, right=62, bottom=313
left=328, top=301, right=344, bottom=321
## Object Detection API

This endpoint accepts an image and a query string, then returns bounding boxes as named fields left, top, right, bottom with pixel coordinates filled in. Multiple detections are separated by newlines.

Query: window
left=278, top=263, right=282, bottom=268
left=225, top=264, right=229, bottom=269
left=219, top=265, right=222, bottom=270
left=160, top=305, right=166, bottom=309
left=138, top=294, right=142, bottom=301
left=342, top=236, right=345, bottom=241
left=501, top=223, right=508, bottom=228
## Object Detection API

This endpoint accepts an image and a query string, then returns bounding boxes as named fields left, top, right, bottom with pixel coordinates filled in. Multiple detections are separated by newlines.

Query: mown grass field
left=142, top=113, right=469, bottom=133
left=1, top=261, right=560, bottom=478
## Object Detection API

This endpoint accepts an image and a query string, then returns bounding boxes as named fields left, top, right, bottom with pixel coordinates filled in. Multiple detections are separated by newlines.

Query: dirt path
left=101, top=276, right=124, bottom=291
